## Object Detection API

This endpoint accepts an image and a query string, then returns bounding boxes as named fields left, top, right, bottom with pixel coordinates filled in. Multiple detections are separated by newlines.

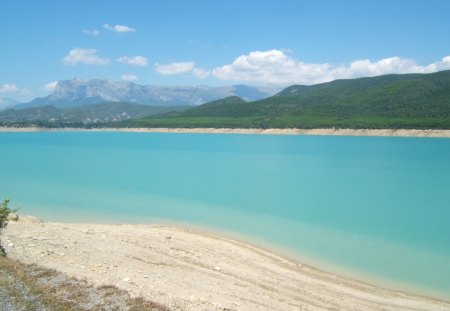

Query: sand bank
left=1, top=126, right=450, bottom=137
left=3, top=216, right=449, bottom=311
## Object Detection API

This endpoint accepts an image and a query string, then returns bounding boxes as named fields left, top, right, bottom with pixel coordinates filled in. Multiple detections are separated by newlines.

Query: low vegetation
left=0, top=199, right=18, bottom=256
left=1, top=201, right=168, bottom=310
left=1, top=70, right=449, bottom=130
left=121, top=70, right=450, bottom=130
left=0, top=256, right=169, bottom=310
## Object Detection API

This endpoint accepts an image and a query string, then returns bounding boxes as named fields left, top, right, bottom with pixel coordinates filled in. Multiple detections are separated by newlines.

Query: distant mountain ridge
left=124, top=70, right=450, bottom=129
left=5, top=71, right=449, bottom=130
left=16, top=79, right=279, bottom=109
left=0, top=97, right=21, bottom=110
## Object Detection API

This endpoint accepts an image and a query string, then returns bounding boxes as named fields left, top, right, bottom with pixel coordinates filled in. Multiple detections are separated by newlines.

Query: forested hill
left=0, top=102, right=187, bottom=127
left=123, top=70, right=450, bottom=129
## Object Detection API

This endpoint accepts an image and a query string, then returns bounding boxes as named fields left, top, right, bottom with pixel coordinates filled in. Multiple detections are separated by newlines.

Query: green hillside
left=123, top=70, right=450, bottom=129
left=181, top=96, right=248, bottom=117
left=0, top=102, right=188, bottom=127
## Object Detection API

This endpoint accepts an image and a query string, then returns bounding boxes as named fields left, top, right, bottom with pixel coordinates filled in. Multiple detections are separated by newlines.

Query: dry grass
left=0, top=256, right=169, bottom=310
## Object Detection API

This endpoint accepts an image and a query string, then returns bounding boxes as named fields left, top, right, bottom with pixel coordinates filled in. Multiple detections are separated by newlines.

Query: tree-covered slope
left=0, top=102, right=187, bottom=126
left=124, top=70, right=450, bottom=129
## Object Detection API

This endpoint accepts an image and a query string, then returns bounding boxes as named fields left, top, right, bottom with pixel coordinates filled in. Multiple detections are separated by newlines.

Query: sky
left=1, top=0, right=450, bottom=102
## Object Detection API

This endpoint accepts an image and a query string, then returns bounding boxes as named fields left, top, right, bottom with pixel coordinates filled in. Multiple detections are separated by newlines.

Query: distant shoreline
left=1, top=126, right=450, bottom=137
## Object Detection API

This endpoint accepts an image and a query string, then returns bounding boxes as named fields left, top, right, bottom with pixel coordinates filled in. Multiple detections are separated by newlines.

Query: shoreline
left=1, top=126, right=450, bottom=137
left=4, top=216, right=450, bottom=310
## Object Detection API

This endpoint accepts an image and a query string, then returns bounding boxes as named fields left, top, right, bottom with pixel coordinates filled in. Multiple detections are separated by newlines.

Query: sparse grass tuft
left=0, top=256, right=169, bottom=310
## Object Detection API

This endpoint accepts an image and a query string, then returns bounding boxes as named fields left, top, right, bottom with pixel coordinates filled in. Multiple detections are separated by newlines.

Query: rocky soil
left=3, top=216, right=450, bottom=311
left=0, top=255, right=167, bottom=311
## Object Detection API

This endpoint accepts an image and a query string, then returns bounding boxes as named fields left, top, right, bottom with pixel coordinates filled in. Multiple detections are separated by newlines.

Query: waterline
left=1, top=131, right=450, bottom=299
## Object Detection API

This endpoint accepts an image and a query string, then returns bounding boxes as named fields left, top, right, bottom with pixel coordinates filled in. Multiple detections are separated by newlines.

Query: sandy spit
left=3, top=216, right=450, bottom=311
left=1, top=126, right=450, bottom=137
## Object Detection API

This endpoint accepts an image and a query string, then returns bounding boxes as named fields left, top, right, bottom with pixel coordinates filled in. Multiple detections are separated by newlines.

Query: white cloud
left=62, top=48, right=109, bottom=65
left=103, top=23, right=136, bottom=33
left=0, top=83, right=19, bottom=93
left=83, top=29, right=100, bottom=36
left=212, top=50, right=450, bottom=85
left=44, top=81, right=58, bottom=91
left=121, top=74, right=138, bottom=82
left=420, top=56, right=450, bottom=73
left=155, top=61, right=196, bottom=75
left=117, top=56, right=148, bottom=67
left=212, top=50, right=332, bottom=84
left=153, top=61, right=209, bottom=78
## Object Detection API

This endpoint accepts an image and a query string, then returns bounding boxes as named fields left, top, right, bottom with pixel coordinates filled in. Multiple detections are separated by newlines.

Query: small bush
left=0, top=199, right=18, bottom=256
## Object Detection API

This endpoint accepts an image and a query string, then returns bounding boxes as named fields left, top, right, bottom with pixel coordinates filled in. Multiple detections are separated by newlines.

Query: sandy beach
left=1, top=126, right=450, bottom=137
left=3, top=216, right=450, bottom=311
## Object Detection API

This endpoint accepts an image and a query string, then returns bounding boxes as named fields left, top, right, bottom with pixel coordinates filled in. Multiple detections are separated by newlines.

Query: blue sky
left=1, top=0, right=450, bottom=101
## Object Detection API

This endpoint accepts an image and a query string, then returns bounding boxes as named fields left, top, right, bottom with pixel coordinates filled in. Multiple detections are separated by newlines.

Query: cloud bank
left=58, top=47, right=450, bottom=86
left=62, top=48, right=109, bottom=65
left=154, top=61, right=209, bottom=78
left=155, top=62, right=196, bottom=75
left=117, top=56, right=148, bottom=67
left=211, top=50, right=450, bottom=85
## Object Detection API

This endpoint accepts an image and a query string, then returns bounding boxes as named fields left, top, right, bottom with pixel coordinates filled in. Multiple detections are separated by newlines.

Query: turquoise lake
left=1, top=131, right=449, bottom=299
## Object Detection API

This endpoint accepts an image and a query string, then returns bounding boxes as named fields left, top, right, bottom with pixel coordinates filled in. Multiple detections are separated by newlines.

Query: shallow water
left=1, top=131, right=449, bottom=299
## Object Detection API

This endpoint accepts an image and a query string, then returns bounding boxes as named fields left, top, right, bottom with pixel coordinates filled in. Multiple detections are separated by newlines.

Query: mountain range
left=125, top=70, right=450, bottom=129
left=2, top=71, right=449, bottom=129
left=15, top=79, right=280, bottom=109
left=0, top=97, right=20, bottom=110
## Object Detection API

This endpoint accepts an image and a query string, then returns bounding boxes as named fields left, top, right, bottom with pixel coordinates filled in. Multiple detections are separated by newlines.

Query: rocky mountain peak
left=16, top=79, right=280, bottom=109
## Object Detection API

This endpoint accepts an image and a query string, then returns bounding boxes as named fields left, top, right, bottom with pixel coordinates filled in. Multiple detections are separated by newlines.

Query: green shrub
left=0, top=199, right=18, bottom=256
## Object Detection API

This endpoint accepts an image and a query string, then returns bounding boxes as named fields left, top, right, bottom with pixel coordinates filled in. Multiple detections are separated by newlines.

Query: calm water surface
left=1, top=132, right=449, bottom=299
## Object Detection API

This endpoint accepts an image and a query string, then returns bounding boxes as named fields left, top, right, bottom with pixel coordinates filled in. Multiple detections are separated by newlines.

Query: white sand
left=1, top=126, right=450, bottom=137
left=3, top=216, right=450, bottom=311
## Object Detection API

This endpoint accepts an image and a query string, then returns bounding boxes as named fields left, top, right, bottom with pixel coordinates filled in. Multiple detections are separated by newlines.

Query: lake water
left=1, top=131, right=449, bottom=299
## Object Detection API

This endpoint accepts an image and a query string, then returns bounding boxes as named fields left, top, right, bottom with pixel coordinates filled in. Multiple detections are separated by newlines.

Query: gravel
left=0, top=268, right=48, bottom=311
left=0, top=256, right=168, bottom=311
left=0, top=285, right=21, bottom=311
